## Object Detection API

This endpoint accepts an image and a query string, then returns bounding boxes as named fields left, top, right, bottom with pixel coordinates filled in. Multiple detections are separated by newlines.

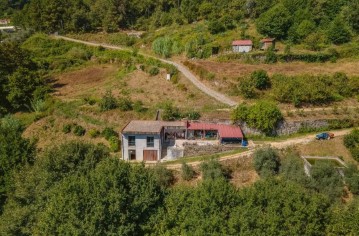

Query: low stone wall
left=183, top=143, right=241, bottom=157
left=239, top=119, right=330, bottom=136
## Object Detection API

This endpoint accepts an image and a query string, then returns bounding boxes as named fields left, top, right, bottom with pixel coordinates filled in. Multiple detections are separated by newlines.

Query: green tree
left=253, top=147, right=281, bottom=177
left=151, top=178, right=238, bottom=235
left=239, top=77, right=257, bottom=99
left=6, top=68, right=48, bottom=110
left=232, top=101, right=282, bottom=135
left=256, top=4, right=292, bottom=39
left=344, top=164, right=359, bottom=195
left=33, top=159, right=163, bottom=235
left=296, top=20, right=316, bottom=39
left=0, top=116, right=35, bottom=213
left=229, top=179, right=331, bottom=235
left=309, top=161, right=344, bottom=200
left=208, top=20, right=225, bottom=34
left=0, top=141, right=110, bottom=234
left=200, top=159, right=227, bottom=181
left=327, top=16, right=351, bottom=45
left=327, top=200, right=359, bottom=235
left=250, top=70, right=271, bottom=90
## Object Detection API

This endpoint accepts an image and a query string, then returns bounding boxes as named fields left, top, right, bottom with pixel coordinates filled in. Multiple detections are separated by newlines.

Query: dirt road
left=163, top=128, right=353, bottom=170
left=53, top=35, right=237, bottom=107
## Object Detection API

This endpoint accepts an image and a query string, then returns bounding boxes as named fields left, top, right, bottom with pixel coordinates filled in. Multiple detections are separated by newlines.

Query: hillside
left=1, top=1, right=359, bottom=235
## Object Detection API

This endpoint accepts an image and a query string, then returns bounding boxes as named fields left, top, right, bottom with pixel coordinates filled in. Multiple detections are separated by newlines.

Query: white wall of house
left=122, top=134, right=161, bottom=161
left=233, top=45, right=252, bottom=53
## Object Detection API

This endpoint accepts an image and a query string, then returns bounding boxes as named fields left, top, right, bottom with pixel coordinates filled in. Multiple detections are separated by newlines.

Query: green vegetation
left=2, top=0, right=357, bottom=61
left=181, top=162, right=195, bottom=181
left=271, top=72, right=355, bottom=106
left=0, top=136, right=358, bottom=234
left=344, top=129, right=359, bottom=162
left=253, top=147, right=280, bottom=177
left=233, top=70, right=359, bottom=107
left=232, top=101, right=283, bottom=134
left=0, top=116, right=35, bottom=213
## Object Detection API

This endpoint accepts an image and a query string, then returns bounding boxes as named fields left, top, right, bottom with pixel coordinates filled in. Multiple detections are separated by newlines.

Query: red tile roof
left=232, top=40, right=253, bottom=46
left=187, top=122, right=243, bottom=139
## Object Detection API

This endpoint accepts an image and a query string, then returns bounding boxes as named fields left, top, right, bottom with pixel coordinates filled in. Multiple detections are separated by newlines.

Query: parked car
left=316, top=132, right=334, bottom=140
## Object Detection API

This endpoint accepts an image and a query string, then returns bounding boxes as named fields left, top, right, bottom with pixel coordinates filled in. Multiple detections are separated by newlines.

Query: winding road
left=53, top=35, right=238, bottom=107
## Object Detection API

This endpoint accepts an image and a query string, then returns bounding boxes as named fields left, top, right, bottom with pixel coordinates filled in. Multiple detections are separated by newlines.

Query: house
left=260, top=38, right=275, bottom=50
left=232, top=40, right=253, bottom=53
left=121, top=120, right=244, bottom=162
left=121, top=121, right=186, bottom=162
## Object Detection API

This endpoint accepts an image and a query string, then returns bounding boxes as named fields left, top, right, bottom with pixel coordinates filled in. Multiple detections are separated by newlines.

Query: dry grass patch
left=53, top=65, right=118, bottom=99
left=296, top=136, right=355, bottom=164
left=193, top=60, right=359, bottom=78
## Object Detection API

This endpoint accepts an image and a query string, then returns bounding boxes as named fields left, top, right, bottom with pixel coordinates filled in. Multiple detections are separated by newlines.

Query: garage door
left=143, top=150, right=158, bottom=161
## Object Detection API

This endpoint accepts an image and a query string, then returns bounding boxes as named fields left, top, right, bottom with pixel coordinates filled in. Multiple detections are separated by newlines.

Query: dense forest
left=1, top=0, right=358, bottom=43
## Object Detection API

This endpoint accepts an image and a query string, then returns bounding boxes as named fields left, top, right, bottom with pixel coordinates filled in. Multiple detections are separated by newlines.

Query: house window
left=128, top=136, right=136, bottom=147
left=147, top=137, right=154, bottom=147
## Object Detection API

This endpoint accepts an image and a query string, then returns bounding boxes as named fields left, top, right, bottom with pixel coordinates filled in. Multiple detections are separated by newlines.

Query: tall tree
left=256, top=4, right=292, bottom=39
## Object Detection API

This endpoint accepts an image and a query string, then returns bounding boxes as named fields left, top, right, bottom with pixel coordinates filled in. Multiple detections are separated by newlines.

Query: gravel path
left=163, top=128, right=353, bottom=170
left=53, top=35, right=238, bottom=107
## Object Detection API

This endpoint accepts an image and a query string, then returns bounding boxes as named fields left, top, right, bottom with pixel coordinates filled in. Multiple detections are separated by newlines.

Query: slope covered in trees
left=1, top=0, right=358, bottom=44
left=0, top=137, right=359, bottom=235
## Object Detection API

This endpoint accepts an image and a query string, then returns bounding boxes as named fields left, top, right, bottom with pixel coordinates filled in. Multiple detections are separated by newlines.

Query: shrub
left=344, top=129, right=359, bottom=162
left=62, top=124, right=73, bottom=134
left=152, top=37, right=174, bottom=58
left=253, top=147, right=281, bottom=177
left=88, top=129, right=100, bottom=138
left=344, top=164, right=359, bottom=195
left=73, top=124, right=86, bottom=136
left=133, top=100, right=145, bottom=113
left=99, top=91, right=118, bottom=111
left=118, top=98, right=133, bottom=111
left=208, top=20, right=225, bottom=34
left=151, top=165, right=174, bottom=189
left=184, top=111, right=201, bottom=120
left=265, top=48, right=277, bottom=64
left=83, top=97, right=96, bottom=105
left=149, top=67, right=160, bottom=76
left=108, top=136, right=120, bottom=152
left=181, top=162, right=195, bottom=181
left=200, top=159, right=227, bottom=180
left=250, top=70, right=270, bottom=90
left=162, top=102, right=181, bottom=121
left=102, top=127, right=118, bottom=140
left=239, top=78, right=257, bottom=99
left=309, top=161, right=344, bottom=200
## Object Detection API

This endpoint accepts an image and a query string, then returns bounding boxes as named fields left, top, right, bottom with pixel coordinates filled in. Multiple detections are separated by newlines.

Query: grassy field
left=296, top=136, right=356, bottom=164
left=16, top=34, right=227, bottom=151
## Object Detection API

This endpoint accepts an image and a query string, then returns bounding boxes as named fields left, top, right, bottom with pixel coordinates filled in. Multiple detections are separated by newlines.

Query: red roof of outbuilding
left=187, top=122, right=243, bottom=139
left=232, top=40, right=253, bottom=46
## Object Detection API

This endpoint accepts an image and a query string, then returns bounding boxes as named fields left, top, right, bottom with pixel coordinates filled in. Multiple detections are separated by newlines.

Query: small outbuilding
left=232, top=40, right=253, bottom=53
left=260, top=38, right=275, bottom=50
